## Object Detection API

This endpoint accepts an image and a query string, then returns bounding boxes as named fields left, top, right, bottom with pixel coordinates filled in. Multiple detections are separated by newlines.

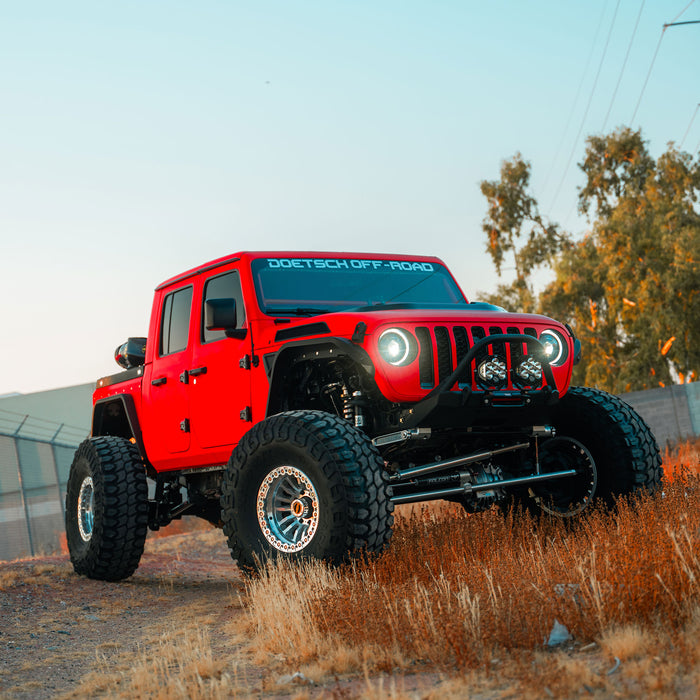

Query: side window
left=160, top=286, right=193, bottom=355
left=202, top=270, right=245, bottom=343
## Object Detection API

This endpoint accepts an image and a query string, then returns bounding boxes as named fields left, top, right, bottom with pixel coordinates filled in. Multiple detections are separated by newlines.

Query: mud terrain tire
left=65, top=437, right=148, bottom=581
left=221, top=410, right=394, bottom=573
left=533, top=387, right=662, bottom=513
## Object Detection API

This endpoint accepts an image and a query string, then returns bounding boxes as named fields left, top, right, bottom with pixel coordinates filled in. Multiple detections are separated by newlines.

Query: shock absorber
left=342, top=387, right=365, bottom=427
left=342, top=386, right=353, bottom=422
left=352, top=391, right=365, bottom=428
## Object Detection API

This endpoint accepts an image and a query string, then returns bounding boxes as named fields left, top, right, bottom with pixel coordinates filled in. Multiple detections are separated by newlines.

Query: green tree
left=541, top=127, right=700, bottom=392
left=479, top=153, right=569, bottom=313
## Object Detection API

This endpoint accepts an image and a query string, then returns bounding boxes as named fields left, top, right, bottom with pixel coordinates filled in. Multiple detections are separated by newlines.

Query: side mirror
left=115, top=337, right=147, bottom=369
left=205, top=298, right=237, bottom=331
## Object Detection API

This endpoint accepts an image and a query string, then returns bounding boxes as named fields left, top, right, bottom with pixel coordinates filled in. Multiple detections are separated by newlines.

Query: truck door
left=142, top=284, right=194, bottom=460
left=188, top=267, right=253, bottom=451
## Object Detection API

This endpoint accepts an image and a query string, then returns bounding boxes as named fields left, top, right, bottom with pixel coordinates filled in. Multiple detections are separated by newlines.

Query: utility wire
left=602, top=0, right=645, bottom=132
left=631, top=1, right=699, bottom=124
left=549, top=0, right=620, bottom=213
left=669, top=0, right=697, bottom=24
left=630, top=26, right=665, bottom=125
left=680, top=104, right=700, bottom=149
left=541, top=2, right=609, bottom=196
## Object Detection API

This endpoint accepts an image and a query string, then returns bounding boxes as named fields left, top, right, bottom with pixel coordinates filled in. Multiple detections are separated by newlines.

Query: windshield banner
left=264, top=258, right=435, bottom=272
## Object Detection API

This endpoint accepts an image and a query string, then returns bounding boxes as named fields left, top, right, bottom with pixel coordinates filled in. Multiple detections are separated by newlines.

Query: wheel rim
left=534, top=437, right=597, bottom=516
left=257, top=466, right=320, bottom=552
left=77, top=476, right=95, bottom=542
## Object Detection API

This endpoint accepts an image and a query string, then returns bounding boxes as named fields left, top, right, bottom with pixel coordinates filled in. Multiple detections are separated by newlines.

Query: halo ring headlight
left=378, top=328, right=415, bottom=367
left=539, top=329, right=567, bottom=366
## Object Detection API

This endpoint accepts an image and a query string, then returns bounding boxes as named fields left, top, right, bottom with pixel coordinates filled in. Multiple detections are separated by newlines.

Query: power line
left=549, top=0, right=621, bottom=213
left=541, top=2, right=609, bottom=196
left=631, top=0, right=700, bottom=125
left=602, top=0, right=645, bottom=132
left=669, top=0, right=697, bottom=24
left=680, top=104, right=700, bottom=149
left=630, top=26, right=666, bottom=125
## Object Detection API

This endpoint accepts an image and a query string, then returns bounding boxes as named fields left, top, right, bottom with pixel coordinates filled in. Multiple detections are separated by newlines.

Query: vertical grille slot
left=471, top=326, right=486, bottom=343
left=488, top=326, right=506, bottom=358
left=524, top=327, right=538, bottom=358
left=415, top=326, right=434, bottom=388
left=453, top=326, right=471, bottom=385
left=507, top=326, right=523, bottom=367
left=434, top=326, right=452, bottom=383
left=471, top=326, right=487, bottom=365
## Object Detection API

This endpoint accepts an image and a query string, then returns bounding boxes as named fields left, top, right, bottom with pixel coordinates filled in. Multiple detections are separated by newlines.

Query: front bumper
left=400, top=334, right=561, bottom=429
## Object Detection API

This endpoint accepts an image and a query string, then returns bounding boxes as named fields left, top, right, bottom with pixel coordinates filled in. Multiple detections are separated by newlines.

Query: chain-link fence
left=1, top=383, right=698, bottom=562
left=0, top=408, right=85, bottom=561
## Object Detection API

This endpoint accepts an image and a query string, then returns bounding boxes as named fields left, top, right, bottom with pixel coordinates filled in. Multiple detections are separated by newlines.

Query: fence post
left=13, top=437, right=34, bottom=557
left=51, top=440, right=66, bottom=520
left=13, top=415, right=29, bottom=437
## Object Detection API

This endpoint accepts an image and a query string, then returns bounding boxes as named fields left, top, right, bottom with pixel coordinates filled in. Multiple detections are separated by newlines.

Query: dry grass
left=4, top=439, right=699, bottom=699
left=663, top=436, right=700, bottom=481
left=244, top=440, right=700, bottom=694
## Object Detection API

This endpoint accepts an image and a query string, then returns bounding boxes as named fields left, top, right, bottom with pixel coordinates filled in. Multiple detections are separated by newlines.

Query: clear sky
left=1, top=0, right=698, bottom=395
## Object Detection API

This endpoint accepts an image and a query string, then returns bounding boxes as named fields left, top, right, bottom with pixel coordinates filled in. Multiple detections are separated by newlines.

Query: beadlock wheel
left=77, top=476, right=95, bottom=543
left=533, top=436, right=597, bottom=516
left=221, top=410, right=394, bottom=573
left=257, top=465, right=320, bottom=552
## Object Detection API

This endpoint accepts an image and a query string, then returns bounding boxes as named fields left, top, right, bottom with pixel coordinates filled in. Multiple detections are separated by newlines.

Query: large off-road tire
left=65, top=437, right=148, bottom=581
left=221, top=410, right=394, bottom=573
left=530, top=386, right=662, bottom=515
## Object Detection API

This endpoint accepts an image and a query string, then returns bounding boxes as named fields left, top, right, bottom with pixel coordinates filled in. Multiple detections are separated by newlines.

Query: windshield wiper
left=265, top=307, right=331, bottom=316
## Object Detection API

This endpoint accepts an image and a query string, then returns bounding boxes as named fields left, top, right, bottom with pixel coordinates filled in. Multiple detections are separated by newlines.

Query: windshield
left=251, top=257, right=467, bottom=315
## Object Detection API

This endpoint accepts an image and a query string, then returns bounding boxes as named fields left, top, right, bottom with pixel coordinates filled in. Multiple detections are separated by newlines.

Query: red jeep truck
left=66, top=251, right=661, bottom=579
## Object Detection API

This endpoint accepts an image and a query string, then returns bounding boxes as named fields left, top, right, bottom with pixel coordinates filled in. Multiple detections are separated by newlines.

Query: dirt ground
left=0, top=530, right=244, bottom=698
left=2, top=526, right=698, bottom=699
left=0, top=530, right=455, bottom=699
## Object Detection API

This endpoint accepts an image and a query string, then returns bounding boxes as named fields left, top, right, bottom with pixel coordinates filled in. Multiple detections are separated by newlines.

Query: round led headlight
left=539, top=329, right=567, bottom=366
left=378, top=328, right=415, bottom=367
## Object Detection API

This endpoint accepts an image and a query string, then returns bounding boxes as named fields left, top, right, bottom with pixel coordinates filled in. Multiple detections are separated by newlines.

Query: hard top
left=155, top=251, right=446, bottom=291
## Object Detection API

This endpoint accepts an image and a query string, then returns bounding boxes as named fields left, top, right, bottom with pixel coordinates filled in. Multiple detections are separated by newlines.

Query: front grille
left=415, top=324, right=539, bottom=389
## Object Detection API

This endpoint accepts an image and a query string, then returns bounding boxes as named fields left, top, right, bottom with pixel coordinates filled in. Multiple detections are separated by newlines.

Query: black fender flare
left=264, top=337, right=376, bottom=417
left=92, top=394, right=153, bottom=475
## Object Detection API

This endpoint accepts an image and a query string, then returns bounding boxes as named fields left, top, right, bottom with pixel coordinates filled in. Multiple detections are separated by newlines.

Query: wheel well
left=266, top=339, right=377, bottom=419
left=92, top=395, right=149, bottom=468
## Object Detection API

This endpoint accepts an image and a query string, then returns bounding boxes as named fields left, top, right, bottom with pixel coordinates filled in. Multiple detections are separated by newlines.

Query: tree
left=541, top=127, right=700, bottom=392
left=479, top=154, right=569, bottom=313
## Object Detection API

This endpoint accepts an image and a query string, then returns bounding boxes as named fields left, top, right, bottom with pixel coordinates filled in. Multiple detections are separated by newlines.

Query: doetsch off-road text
left=66, top=252, right=662, bottom=579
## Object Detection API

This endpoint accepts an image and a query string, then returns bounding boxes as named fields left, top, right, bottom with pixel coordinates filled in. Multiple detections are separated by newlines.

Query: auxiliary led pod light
left=476, top=356, right=508, bottom=390
left=513, top=357, right=543, bottom=388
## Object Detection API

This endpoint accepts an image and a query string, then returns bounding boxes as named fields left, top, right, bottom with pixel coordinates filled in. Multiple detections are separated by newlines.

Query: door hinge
left=239, top=354, right=260, bottom=370
left=179, top=370, right=189, bottom=384
left=239, top=406, right=252, bottom=422
left=179, top=418, right=190, bottom=433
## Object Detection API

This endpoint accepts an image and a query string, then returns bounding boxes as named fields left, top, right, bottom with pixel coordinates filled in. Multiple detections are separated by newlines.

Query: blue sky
left=1, top=0, right=698, bottom=395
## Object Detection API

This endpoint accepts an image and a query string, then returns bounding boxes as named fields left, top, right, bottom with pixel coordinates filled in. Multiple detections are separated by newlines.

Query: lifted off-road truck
left=66, top=252, right=662, bottom=579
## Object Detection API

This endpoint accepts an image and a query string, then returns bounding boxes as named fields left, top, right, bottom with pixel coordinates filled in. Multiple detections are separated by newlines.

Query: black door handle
left=189, top=366, right=208, bottom=377
left=151, top=377, right=167, bottom=386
